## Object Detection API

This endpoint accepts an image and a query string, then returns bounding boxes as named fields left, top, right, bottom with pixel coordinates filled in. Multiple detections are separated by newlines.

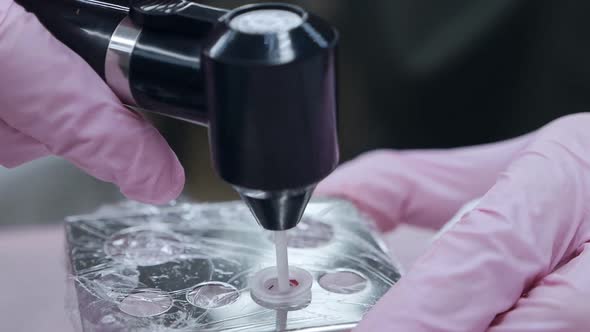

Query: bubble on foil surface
left=118, top=289, right=173, bottom=317
left=319, top=270, right=368, bottom=294
left=105, top=228, right=184, bottom=266
left=186, top=282, right=240, bottom=309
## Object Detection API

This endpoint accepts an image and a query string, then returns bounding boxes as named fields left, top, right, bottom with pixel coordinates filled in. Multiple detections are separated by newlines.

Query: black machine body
left=15, top=0, right=340, bottom=231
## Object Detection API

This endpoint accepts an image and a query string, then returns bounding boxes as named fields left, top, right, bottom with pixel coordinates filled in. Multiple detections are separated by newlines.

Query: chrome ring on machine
left=104, top=16, right=141, bottom=105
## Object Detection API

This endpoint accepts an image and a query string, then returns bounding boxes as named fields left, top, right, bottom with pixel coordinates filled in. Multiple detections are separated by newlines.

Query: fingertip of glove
left=315, top=183, right=397, bottom=233
left=121, top=156, right=186, bottom=205
left=148, top=158, right=186, bottom=204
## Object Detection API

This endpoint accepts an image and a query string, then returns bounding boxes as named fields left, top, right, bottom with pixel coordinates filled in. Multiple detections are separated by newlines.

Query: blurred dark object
left=148, top=0, right=590, bottom=200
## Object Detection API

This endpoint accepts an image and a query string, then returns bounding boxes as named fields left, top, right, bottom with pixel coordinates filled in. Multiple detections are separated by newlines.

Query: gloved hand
left=0, top=1, right=184, bottom=204
left=317, top=113, right=590, bottom=331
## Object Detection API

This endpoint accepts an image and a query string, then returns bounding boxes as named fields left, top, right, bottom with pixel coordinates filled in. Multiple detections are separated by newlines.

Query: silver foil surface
left=65, top=198, right=401, bottom=331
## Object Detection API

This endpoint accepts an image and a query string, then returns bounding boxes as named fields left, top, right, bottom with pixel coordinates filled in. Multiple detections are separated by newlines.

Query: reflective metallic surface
left=105, top=17, right=141, bottom=105
left=229, top=9, right=304, bottom=34
left=77, top=0, right=128, bottom=12
left=236, top=185, right=315, bottom=231
left=65, top=198, right=401, bottom=332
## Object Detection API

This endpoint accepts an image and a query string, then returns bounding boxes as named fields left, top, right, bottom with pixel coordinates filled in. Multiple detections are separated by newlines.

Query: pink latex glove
left=317, top=113, right=590, bottom=331
left=0, top=1, right=184, bottom=204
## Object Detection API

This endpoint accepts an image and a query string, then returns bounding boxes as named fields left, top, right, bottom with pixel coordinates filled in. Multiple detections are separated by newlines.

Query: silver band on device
left=105, top=16, right=141, bottom=105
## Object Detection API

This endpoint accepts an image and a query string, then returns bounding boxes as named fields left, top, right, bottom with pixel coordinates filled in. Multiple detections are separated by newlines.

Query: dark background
left=3, top=0, right=590, bottom=224
left=155, top=0, right=590, bottom=201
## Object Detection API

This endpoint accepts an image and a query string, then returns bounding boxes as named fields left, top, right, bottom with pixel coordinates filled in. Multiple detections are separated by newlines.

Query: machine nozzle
left=236, top=185, right=315, bottom=231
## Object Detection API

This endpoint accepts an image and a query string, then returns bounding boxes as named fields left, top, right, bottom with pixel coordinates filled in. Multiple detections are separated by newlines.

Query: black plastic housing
left=203, top=3, right=340, bottom=191
left=128, top=28, right=209, bottom=123
left=15, top=0, right=218, bottom=124
left=126, top=0, right=227, bottom=123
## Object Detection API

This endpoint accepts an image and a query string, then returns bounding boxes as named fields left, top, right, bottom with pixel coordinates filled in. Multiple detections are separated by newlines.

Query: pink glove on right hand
left=0, top=1, right=184, bottom=204
left=317, top=114, right=590, bottom=331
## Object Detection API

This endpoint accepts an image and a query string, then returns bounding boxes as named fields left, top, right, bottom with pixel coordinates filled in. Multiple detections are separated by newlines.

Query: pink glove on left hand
left=0, top=1, right=184, bottom=204
left=318, top=114, right=590, bottom=331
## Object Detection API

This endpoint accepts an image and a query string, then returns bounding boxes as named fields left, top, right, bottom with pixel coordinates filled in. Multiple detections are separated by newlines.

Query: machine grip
left=16, top=0, right=215, bottom=125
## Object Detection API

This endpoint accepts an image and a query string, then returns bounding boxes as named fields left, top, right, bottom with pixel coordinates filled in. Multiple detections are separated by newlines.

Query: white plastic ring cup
left=250, top=266, right=313, bottom=308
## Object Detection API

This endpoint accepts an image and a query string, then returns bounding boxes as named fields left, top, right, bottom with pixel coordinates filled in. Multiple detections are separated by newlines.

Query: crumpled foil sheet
left=65, top=198, right=401, bottom=332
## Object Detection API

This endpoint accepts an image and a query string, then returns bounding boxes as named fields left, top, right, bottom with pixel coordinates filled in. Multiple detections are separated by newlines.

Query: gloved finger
left=315, top=150, right=415, bottom=232
left=316, top=133, right=533, bottom=232
left=488, top=243, right=590, bottom=332
left=355, top=114, right=590, bottom=332
left=0, top=119, right=49, bottom=167
left=0, top=2, right=184, bottom=204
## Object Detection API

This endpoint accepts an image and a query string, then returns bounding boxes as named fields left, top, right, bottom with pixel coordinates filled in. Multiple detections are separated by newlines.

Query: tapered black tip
left=237, top=186, right=315, bottom=231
